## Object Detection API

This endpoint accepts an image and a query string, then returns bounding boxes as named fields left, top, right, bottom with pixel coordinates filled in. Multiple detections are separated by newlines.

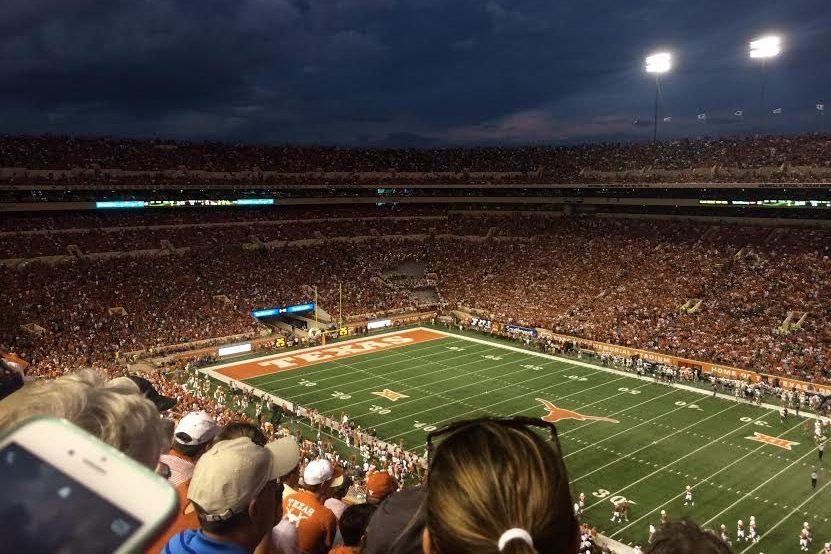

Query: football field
left=203, top=326, right=830, bottom=552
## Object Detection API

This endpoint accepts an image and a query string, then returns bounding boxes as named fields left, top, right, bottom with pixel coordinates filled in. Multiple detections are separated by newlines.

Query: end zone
left=210, top=327, right=445, bottom=381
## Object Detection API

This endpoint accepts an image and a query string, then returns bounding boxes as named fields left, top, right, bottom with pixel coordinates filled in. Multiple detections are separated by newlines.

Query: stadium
left=2, top=3, right=831, bottom=554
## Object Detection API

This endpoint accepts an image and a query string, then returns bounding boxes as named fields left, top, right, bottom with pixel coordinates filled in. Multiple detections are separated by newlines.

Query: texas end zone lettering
left=257, top=335, right=414, bottom=370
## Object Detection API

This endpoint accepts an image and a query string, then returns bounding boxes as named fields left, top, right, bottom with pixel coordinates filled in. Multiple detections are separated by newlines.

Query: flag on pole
left=734, top=110, right=744, bottom=117
left=772, top=107, right=783, bottom=114
left=818, top=103, right=825, bottom=112
left=697, top=113, right=707, bottom=121
left=662, top=116, right=672, bottom=122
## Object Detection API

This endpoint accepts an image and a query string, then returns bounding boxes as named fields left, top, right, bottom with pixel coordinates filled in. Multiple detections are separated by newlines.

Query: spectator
left=329, top=503, right=377, bottom=554
left=645, top=519, right=733, bottom=553
left=159, top=411, right=219, bottom=486
left=0, top=369, right=165, bottom=469
left=163, top=437, right=283, bottom=554
left=324, top=474, right=353, bottom=519
left=282, top=459, right=339, bottom=554
left=365, top=471, right=399, bottom=505
left=362, top=487, right=425, bottom=554
left=423, top=417, right=578, bottom=553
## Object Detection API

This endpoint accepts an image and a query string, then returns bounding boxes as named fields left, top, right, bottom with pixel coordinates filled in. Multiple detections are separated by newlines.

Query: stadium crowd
left=1, top=132, right=830, bottom=186
left=2, top=212, right=831, bottom=387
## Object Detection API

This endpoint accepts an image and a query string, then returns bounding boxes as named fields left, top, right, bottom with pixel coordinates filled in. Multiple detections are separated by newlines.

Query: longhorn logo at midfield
left=536, top=398, right=619, bottom=424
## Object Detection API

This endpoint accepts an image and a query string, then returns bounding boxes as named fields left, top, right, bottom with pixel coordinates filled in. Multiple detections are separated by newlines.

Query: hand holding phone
left=0, top=417, right=177, bottom=553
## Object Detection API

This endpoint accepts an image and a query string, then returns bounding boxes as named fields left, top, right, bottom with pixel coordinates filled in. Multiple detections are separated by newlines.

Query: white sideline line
left=425, top=327, right=827, bottom=422
left=701, top=441, right=822, bottom=528
left=744, top=479, right=831, bottom=553
left=612, top=416, right=804, bottom=537
left=572, top=402, right=742, bottom=483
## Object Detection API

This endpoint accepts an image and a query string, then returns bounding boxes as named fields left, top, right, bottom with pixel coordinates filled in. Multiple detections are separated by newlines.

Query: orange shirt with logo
left=282, top=490, right=337, bottom=554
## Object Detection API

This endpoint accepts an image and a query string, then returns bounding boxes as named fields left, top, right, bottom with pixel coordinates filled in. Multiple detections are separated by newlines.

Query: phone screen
left=0, top=443, right=142, bottom=553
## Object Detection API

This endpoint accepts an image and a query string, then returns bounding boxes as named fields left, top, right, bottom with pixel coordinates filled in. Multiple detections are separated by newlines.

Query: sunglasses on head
left=425, top=416, right=561, bottom=469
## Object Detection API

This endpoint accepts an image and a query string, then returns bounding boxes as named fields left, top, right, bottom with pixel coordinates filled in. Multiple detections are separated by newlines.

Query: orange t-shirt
left=145, top=481, right=199, bottom=553
left=282, top=490, right=337, bottom=554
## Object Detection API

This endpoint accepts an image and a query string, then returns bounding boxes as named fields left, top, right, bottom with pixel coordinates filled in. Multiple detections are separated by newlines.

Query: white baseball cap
left=188, top=437, right=280, bottom=521
left=302, top=459, right=333, bottom=486
left=174, top=411, right=219, bottom=446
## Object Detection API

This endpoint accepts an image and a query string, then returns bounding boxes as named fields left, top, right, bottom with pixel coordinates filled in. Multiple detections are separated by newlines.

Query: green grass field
left=205, top=327, right=830, bottom=552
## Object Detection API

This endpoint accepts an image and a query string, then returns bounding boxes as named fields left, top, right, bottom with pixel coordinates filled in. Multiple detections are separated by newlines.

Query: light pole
left=645, top=52, right=672, bottom=143
left=749, top=35, right=781, bottom=132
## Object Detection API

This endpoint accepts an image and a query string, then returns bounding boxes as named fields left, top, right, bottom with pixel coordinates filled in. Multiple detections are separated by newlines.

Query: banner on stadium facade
left=470, top=317, right=492, bottom=330
left=505, top=324, right=538, bottom=337
left=218, top=343, right=252, bottom=357
left=367, top=319, right=393, bottom=330
left=542, top=331, right=831, bottom=396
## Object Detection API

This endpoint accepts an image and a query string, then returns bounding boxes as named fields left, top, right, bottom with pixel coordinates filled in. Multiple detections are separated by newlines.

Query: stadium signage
left=505, top=324, right=538, bottom=337
left=470, top=317, right=492, bottom=330
left=256, top=334, right=414, bottom=370
left=95, top=198, right=275, bottom=209
left=218, top=343, right=252, bottom=357
left=367, top=319, right=393, bottom=330
left=251, top=303, right=315, bottom=318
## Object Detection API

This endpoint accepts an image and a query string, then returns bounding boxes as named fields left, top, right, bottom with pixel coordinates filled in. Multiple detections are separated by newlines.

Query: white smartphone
left=0, top=417, right=177, bottom=553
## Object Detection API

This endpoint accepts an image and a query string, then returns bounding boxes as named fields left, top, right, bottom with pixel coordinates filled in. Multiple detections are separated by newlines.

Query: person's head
left=423, top=418, right=578, bottom=554
left=173, top=411, right=219, bottom=459
left=301, top=459, right=334, bottom=497
left=366, top=471, right=398, bottom=504
left=645, top=519, right=732, bottom=554
left=188, top=437, right=284, bottom=550
left=214, top=420, right=267, bottom=447
left=0, top=369, right=165, bottom=469
left=339, top=503, right=377, bottom=547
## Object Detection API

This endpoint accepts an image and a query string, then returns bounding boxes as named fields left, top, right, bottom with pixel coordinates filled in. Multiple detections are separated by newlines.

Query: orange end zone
left=216, top=328, right=446, bottom=381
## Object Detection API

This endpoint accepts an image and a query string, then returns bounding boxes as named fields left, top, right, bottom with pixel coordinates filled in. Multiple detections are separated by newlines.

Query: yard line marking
left=366, top=364, right=599, bottom=432
left=582, top=409, right=776, bottom=521
left=248, top=338, right=462, bottom=388
left=308, top=351, right=581, bottom=416
left=383, top=369, right=625, bottom=440
left=611, top=417, right=804, bottom=537
left=275, top=342, right=512, bottom=399
left=743, top=491, right=831, bottom=553
left=571, top=402, right=743, bottom=483
left=702, top=439, right=820, bottom=528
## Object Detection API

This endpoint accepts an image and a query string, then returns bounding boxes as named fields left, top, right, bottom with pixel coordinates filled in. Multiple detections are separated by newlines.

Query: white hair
left=0, top=369, right=165, bottom=469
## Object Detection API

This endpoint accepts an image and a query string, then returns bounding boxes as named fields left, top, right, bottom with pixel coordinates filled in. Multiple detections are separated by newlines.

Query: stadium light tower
left=749, top=35, right=781, bottom=131
left=645, top=52, right=672, bottom=143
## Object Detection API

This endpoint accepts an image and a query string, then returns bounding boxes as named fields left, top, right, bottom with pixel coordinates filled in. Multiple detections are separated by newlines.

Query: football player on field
left=683, top=485, right=693, bottom=506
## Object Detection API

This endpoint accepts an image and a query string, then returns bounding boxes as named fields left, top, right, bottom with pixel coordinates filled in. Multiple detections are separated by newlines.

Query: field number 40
left=413, top=420, right=438, bottom=432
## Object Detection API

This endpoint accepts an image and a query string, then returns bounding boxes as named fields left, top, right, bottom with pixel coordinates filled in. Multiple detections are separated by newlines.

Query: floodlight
left=750, top=35, right=781, bottom=59
left=645, top=52, right=672, bottom=74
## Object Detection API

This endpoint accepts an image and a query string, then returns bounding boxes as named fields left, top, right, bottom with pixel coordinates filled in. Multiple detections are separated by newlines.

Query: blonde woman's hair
left=0, top=369, right=166, bottom=469
left=425, top=420, right=578, bottom=554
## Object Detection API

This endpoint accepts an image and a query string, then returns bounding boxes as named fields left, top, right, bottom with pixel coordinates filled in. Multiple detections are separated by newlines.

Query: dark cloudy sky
left=1, top=0, right=829, bottom=145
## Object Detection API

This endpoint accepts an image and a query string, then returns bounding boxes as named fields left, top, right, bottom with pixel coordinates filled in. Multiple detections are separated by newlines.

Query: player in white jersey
left=748, top=515, right=758, bottom=543
left=660, top=509, right=668, bottom=525
left=800, top=522, right=812, bottom=551
left=611, top=500, right=624, bottom=523
left=684, top=485, right=694, bottom=506
left=720, top=524, right=730, bottom=545
left=823, top=541, right=831, bottom=554
left=648, top=524, right=656, bottom=543
left=736, top=519, right=745, bottom=541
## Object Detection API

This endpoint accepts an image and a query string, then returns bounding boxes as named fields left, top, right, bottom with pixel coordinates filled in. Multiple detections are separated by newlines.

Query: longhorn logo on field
left=536, top=398, right=619, bottom=424
left=745, top=431, right=799, bottom=451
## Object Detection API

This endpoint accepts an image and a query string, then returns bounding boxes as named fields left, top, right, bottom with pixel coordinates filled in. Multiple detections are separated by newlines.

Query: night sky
left=1, top=0, right=829, bottom=145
